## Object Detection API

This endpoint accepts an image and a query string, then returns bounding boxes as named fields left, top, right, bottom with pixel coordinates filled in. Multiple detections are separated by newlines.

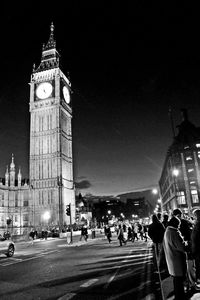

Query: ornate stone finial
left=10, top=153, right=15, bottom=170
left=32, top=63, right=36, bottom=72
left=50, top=22, right=54, bottom=33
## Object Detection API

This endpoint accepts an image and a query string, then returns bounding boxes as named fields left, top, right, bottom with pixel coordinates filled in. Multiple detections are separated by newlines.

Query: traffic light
left=66, top=204, right=71, bottom=216
left=6, top=218, right=12, bottom=225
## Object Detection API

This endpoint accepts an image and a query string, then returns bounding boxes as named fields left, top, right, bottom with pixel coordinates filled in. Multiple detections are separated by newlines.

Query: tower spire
left=34, top=22, right=60, bottom=72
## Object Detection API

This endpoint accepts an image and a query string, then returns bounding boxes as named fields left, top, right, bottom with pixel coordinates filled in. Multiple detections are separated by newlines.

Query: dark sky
left=1, top=2, right=200, bottom=195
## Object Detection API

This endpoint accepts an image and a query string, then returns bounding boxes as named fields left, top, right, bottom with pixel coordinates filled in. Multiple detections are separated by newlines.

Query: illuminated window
left=188, top=168, right=194, bottom=173
left=196, top=144, right=200, bottom=148
left=177, top=191, right=186, bottom=204
left=184, top=146, right=189, bottom=149
left=198, top=151, right=200, bottom=159
left=190, top=181, right=195, bottom=184
left=191, top=190, right=199, bottom=203
left=186, top=156, right=192, bottom=161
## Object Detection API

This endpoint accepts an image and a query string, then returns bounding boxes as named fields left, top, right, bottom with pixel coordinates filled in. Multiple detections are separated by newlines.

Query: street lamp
left=152, top=188, right=163, bottom=214
left=172, top=168, right=179, bottom=177
left=43, top=211, right=50, bottom=225
left=172, top=168, right=179, bottom=204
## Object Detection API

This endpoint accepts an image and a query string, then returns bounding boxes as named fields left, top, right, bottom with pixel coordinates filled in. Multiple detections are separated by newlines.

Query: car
left=0, top=236, right=15, bottom=257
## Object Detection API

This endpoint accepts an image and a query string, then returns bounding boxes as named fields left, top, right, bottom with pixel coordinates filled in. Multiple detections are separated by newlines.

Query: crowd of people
left=148, top=209, right=200, bottom=299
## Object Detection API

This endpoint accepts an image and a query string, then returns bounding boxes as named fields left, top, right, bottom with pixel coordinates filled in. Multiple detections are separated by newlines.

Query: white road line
left=80, top=278, right=99, bottom=287
left=57, top=293, right=76, bottom=300
left=0, top=250, right=60, bottom=266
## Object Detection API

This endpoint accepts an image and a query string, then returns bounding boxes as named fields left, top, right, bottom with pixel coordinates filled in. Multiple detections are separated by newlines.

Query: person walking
left=117, top=224, right=126, bottom=246
left=105, top=225, right=112, bottom=243
left=132, top=222, right=139, bottom=242
left=191, top=209, right=200, bottom=290
left=163, top=216, right=187, bottom=300
left=148, top=214, right=165, bottom=257
left=80, top=225, right=88, bottom=241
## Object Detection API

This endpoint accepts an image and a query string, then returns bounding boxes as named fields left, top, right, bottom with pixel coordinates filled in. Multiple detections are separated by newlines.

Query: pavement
left=153, top=247, right=200, bottom=300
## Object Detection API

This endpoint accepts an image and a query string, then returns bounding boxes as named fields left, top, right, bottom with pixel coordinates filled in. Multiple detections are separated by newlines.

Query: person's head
left=168, top=216, right=181, bottom=229
left=152, top=214, right=159, bottom=223
left=157, top=213, right=162, bottom=221
left=163, top=214, right=169, bottom=222
left=173, top=208, right=182, bottom=219
left=194, top=209, right=200, bottom=222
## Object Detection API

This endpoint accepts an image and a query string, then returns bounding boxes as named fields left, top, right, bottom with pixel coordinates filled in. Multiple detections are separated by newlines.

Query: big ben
left=29, top=23, right=75, bottom=229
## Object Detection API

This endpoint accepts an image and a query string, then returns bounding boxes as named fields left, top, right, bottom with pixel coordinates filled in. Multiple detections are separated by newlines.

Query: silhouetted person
left=148, top=214, right=165, bottom=256
left=163, top=216, right=187, bottom=300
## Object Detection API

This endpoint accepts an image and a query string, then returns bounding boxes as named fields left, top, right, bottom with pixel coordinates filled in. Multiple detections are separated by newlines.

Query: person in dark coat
left=163, top=216, right=187, bottom=300
left=117, top=224, right=126, bottom=246
left=191, top=209, right=200, bottom=289
left=148, top=214, right=165, bottom=256
left=173, top=209, right=192, bottom=243
left=162, top=214, right=169, bottom=228
left=105, top=225, right=112, bottom=243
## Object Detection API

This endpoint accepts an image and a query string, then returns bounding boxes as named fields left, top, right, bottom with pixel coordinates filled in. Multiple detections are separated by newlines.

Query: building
left=117, top=189, right=158, bottom=219
left=29, top=22, right=75, bottom=228
left=82, top=188, right=158, bottom=225
left=159, top=109, right=200, bottom=216
left=0, top=155, right=31, bottom=236
left=0, top=23, right=75, bottom=235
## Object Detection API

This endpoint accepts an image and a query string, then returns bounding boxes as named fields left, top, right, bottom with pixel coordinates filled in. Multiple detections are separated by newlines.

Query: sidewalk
left=152, top=246, right=200, bottom=300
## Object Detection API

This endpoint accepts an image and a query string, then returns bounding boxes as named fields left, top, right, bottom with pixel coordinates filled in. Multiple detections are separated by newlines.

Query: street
left=0, top=235, right=161, bottom=300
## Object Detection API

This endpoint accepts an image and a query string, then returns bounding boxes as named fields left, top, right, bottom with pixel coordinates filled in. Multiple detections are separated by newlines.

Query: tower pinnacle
left=34, top=22, right=60, bottom=72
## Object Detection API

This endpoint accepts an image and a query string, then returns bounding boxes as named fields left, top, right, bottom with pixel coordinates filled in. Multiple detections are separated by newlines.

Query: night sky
left=1, top=2, right=200, bottom=196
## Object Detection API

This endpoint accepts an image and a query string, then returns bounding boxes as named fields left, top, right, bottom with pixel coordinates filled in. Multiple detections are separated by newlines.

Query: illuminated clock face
left=63, top=86, right=70, bottom=104
left=36, top=82, right=53, bottom=99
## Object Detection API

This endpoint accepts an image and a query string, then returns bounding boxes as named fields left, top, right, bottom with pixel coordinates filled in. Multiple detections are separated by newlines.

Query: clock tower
left=29, top=23, right=75, bottom=228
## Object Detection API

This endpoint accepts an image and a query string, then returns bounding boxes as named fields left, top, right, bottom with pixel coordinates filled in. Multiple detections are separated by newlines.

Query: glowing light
left=172, top=169, right=179, bottom=177
left=43, top=211, right=50, bottom=221
left=152, top=188, right=158, bottom=195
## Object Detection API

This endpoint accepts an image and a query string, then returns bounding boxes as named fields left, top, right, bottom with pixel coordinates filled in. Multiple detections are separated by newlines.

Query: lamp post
left=172, top=168, right=179, bottom=206
left=152, top=188, right=163, bottom=214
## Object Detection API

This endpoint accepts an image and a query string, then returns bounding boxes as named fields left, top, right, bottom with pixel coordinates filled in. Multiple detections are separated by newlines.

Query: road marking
left=0, top=250, right=60, bottom=266
left=57, top=293, right=76, bottom=300
left=80, top=278, right=99, bottom=287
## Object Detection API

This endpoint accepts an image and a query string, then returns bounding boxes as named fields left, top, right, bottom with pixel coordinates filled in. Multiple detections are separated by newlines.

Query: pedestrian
left=123, top=224, right=128, bottom=242
left=29, top=230, right=35, bottom=245
left=163, top=216, right=187, bottom=300
left=162, top=214, right=169, bottom=229
left=44, top=230, right=48, bottom=240
left=128, top=226, right=133, bottom=241
left=138, top=223, right=144, bottom=240
left=143, top=224, right=148, bottom=242
left=132, top=222, right=139, bottom=242
left=173, top=209, right=192, bottom=244
left=148, top=214, right=165, bottom=257
left=80, top=225, right=88, bottom=241
left=117, top=224, right=126, bottom=246
left=105, top=225, right=112, bottom=243
left=191, top=209, right=200, bottom=290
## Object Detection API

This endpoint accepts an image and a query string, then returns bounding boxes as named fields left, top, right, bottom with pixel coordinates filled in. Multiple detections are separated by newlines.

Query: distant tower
left=18, top=168, right=22, bottom=187
left=29, top=23, right=75, bottom=227
left=10, top=154, right=15, bottom=187
left=5, top=166, right=9, bottom=186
